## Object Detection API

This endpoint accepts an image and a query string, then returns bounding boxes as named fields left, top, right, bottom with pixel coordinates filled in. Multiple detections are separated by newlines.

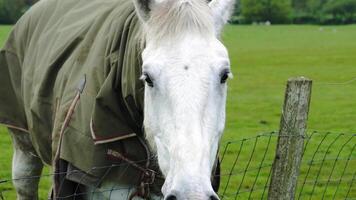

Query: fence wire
left=219, top=131, right=355, bottom=200
left=0, top=131, right=355, bottom=200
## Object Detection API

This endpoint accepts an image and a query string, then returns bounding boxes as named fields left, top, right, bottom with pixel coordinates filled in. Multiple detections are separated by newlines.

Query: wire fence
left=219, top=131, right=355, bottom=200
left=0, top=131, right=354, bottom=199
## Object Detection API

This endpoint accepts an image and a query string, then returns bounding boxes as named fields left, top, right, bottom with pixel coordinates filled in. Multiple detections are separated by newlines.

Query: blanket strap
left=53, top=76, right=87, bottom=198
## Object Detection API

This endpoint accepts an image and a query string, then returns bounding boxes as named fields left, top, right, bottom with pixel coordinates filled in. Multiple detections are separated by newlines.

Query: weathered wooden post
left=268, top=77, right=312, bottom=200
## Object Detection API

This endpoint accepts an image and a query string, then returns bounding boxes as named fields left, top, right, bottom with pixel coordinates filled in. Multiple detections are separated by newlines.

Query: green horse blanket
left=0, top=0, right=156, bottom=191
left=0, top=0, right=220, bottom=197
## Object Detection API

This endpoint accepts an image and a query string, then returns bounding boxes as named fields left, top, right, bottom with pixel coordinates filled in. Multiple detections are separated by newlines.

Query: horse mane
left=144, top=0, right=214, bottom=43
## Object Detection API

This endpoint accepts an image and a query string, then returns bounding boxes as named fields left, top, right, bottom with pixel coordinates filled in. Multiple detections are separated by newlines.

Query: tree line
left=0, top=0, right=356, bottom=25
left=0, top=0, right=38, bottom=24
left=234, top=0, right=356, bottom=24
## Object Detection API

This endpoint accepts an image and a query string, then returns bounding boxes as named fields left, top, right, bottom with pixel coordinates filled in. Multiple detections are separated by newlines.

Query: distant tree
left=292, top=0, right=309, bottom=11
left=0, top=0, right=38, bottom=24
left=241, top=0, right=292, bottom=23
left=323, top=0, right=356, bottom=14
left=307, top=0, right=330, bottom=15
left=230, top=0, right=242, bottom=23
left=24, top=0, right=38, bottom=6
left=322, top=0, right=356, bottom=23
left=290, top=0, right=316, bottom=23
left=234, top=0, right=241, bottom=16
left=0, top=0, right=27, bottom=24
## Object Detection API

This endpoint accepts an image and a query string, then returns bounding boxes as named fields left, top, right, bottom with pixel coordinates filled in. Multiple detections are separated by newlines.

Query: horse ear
left=133, top=0, right=154, bottom=22
left=209, top=0, right=235, bottom=36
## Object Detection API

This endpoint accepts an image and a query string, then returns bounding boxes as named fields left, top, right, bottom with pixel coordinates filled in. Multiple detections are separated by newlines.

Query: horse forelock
left=144, top=0, right=214, bottom=43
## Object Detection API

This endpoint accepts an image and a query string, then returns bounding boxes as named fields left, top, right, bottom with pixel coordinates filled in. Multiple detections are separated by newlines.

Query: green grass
left=220, top=25, right=356, bottom=199
left=222, top=25, right=356, bottom=138
left=0, top=25, right=355, bottom=199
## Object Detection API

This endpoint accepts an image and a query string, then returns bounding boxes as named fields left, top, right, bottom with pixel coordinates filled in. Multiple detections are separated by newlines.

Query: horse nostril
left=165, top=194, right=177, bottom=200
left=210, top=195, right=220, bottom=200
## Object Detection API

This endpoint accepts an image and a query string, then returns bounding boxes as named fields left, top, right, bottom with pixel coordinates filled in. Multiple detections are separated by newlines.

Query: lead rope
left=107, top=148, right=158, bottom=199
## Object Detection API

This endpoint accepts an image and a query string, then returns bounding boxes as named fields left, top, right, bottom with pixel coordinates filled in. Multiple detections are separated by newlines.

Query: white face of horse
left=134, top=0, right=235, bottom=199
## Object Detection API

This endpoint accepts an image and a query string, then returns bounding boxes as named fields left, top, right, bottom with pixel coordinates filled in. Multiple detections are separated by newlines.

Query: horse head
left=134, top=0, right=235, bottom=199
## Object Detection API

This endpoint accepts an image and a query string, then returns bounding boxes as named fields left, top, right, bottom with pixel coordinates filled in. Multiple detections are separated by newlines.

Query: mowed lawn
left=0, top=25, right=355, bottom=199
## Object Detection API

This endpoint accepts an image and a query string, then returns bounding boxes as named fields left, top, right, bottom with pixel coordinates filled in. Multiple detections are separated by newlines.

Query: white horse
left=9, top=0, right=235, bottom=199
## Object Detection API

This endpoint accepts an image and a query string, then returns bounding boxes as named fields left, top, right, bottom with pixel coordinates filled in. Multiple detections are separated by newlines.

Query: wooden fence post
left=268, top=77, right=312, bottom=200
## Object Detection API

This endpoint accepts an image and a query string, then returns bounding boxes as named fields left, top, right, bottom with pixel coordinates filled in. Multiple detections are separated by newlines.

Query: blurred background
left=1, top=0, right=356, bottom=25
left=0, top=0, right=38, bottom=24
left=0, top=0, right=355, bottom=199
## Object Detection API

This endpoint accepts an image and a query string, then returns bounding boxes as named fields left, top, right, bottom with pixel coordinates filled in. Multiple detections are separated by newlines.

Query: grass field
left=0, top=24, right=355, bottom=199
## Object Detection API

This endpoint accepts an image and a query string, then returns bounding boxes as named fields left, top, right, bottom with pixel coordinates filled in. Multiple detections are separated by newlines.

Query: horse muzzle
left=164, top=191, right=220, bottom=200
left=162, top=176, right=220, bottom=200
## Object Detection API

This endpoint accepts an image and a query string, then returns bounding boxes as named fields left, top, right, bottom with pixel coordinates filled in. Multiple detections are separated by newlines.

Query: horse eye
left=221, top=72, right=230, bottom=84
left=144, top=74, right=154, bottom=87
